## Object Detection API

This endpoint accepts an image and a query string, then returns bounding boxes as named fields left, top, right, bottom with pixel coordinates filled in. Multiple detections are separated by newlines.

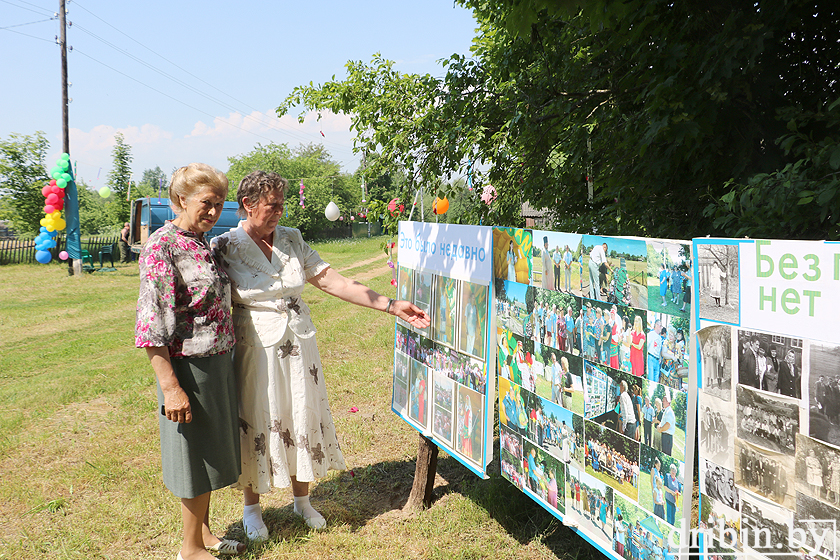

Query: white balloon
left=325, top=201, right=340, bottom=221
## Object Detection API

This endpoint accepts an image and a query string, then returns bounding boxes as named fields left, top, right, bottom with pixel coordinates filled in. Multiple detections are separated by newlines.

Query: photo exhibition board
left=391, top=221, right=495, bottom=478
left=496, top=227, right=696, bottom=559
left=694, top=239, right=840, bottom=560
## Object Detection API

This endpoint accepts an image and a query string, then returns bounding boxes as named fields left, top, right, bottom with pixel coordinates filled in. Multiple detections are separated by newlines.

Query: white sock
left=293, top=495, right=326, bottom=530
left=243, top=502, right=268, bottom=541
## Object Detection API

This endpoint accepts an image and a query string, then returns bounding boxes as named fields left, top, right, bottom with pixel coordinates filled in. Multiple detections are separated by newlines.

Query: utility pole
left=59, top=0, right=82, bottom=276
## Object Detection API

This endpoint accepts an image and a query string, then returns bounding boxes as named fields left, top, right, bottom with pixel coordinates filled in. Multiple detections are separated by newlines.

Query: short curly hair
left=236, top=171, right=288, bottom=218
left=168, top=163, right=229, bottom=212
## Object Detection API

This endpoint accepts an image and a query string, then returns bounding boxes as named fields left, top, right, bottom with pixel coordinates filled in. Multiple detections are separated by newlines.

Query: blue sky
left=1, top=1, right=477, bottom=186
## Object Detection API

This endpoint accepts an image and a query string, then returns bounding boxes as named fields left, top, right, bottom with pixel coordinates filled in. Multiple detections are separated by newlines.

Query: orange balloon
left=434, top=196, right=449, bottom=214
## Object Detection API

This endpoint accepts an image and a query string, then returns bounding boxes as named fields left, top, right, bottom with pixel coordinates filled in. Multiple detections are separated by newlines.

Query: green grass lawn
left=0, top=235, right=605, bottom=560
left=584, top=464, right=639, bottom=502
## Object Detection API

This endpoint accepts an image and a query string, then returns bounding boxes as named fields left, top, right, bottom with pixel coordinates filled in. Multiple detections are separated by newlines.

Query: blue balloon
left=40, top=226, right=48, bottom=233
left=48, top=229, right=58, bottom=237
left=35, top=250, right=52, bottom=264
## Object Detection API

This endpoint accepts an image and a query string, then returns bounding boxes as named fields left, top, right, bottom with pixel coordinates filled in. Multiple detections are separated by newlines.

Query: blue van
left=129, top=197, right=241, bottom=251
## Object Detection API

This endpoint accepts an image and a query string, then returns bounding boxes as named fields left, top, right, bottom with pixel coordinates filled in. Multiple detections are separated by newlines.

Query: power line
left=0, top=25, right=53, bottom=41
left=0, top=17, right=54, bottom=30
left=0, top=0, right=53, bottom=16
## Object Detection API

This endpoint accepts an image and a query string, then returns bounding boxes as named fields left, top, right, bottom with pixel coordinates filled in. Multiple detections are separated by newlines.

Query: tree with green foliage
left=133, top=166, right=168, bottom=199
left=106, top=133, right=133, bottom=224
left=0, top=132, right=51, bottom=236
left=226, top=143, right=361, bottom=237
left=280, top=0, right=839, bottom=239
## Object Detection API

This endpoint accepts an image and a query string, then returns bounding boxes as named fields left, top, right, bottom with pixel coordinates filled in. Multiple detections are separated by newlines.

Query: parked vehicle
left=129, top=197, right=240, bottom=252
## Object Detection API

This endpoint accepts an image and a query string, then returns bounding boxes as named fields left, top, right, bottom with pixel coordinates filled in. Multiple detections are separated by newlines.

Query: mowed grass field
left=0, top=236, right=604, bottom=560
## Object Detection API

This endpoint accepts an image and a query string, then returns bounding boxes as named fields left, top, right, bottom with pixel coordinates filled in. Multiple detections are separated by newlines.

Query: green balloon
left=56, top=178, right=67, bottom=188
left=61, top=173, right=71, bottom=182
left=98, top=186, right=111, bottom=198
left=59, top=160, right=69, bottom=170
left=61, top=153, right=70, bottom=160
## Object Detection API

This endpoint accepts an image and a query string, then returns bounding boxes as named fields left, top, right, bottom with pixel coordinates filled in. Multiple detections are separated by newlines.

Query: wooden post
left=404, top=433, right=438, bottom=511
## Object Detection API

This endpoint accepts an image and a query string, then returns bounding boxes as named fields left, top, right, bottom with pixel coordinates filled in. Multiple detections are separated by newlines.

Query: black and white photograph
left=737, top=330, right=803, bottom=398
left=699, top=493, right=742, bottom=550
left=696, top=243, right=739, bottom=325
left=699, top=325, right=732, bottom=401
left=794, top=491, right=840, bottom=559
left=795, top=433, right=840, bottom=508
left=735, top=438, right=795, bottom=509
left=736, top=385, right=799, bottom=455
left=740, top=490, right=795, bottom=556
left=701, top=458, right=740, bottom=511
left=700, top=394, right=735, bottom=470
left=809, top=341, right=840, bottom=449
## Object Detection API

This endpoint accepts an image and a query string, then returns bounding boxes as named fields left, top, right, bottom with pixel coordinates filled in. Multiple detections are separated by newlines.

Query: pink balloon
left=44, top=205, right=55, bottom=214
left=51, top=185, right=63, bottom=196
left=42, top=185, right=52, bottom=197
left=46, top=193, right=59, bottom=205
left=59, top=251, right=69, bottom=260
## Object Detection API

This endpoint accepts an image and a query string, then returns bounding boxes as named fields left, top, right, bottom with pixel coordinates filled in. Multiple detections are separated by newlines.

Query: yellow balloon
left=45, top=223, right=55, bottom=232
left=55, top=218, right=66, bottom=230
left=50, top=210, right=62, bottom=218
left=40, top=217, right=49, bottom=226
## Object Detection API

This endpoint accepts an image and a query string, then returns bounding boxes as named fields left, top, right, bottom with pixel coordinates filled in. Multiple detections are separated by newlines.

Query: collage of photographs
left=495, top=227, right=692, bottom=559
left=392, top=264, right=490, bottom=468
left=696, top=241, right=840, bottom=560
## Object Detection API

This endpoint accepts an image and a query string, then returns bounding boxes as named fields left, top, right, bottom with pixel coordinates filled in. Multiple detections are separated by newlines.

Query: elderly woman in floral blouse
left=213, top=171, right=429, bottom=539
left=136, top=163, right=243, bottom=560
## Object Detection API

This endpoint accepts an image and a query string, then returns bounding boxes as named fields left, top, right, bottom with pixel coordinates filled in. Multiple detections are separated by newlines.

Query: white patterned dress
left=213, top=225, right=345, bottom=494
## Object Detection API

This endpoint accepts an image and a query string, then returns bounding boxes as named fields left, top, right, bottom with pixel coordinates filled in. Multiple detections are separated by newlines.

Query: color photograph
left=566, top=467, right=615, bottom=551
left=493, top=227, right=532, bottom=284
left=584, top=418, right=640, bottom=501
left=537, top=396, right=585, bottom=472
left=646, top=310, right=690, bottom=391
left=579, top=234, right=648, bottom=308
left=698, top=494, right=741, bottom=550
left=638, top=444, right=684, bottom=528
left=531, top=230, right=583, bottom=293
left=408, top=358, right=428, bottom=429
left=456, top=384, right=484, bottom=466
left=500, top=423, right=525, bottom=490
left=433, top=275, right=458, bottom=347
left=499, top=375, right=529, bottom=436
left=646, top=240, right=691, bottom=318
left=496, top=279, right=528, bottom=337
left=523, top=439, right=566, bottom=515
left=613, top=494, right=681, bottom=560
left=537, top=342, right=584, bottom=416
left=457, top=280, right=488, bottom=361
left=528, top=285, right=580, bottom=354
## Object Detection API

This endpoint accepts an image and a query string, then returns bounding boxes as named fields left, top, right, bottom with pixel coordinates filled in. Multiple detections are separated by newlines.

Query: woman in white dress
left=507, top=241, right=518, bottom=282
left=214, top=171, right=429, bottom=537
left=709, top=262, right=726, bottom=306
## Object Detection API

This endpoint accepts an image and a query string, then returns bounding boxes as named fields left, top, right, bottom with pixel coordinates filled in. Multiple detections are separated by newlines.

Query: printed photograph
left=638, top=444, right=685, bottom=528
left=577, top=298, right=641, bottom=375
left=528, top=286, right=580, bottom=355
left=735, top=438, right=795, bottom=510
left=645, top=310, right=690, bottom=391
left=696, top=243, right=739, bottom=325
left=493, top=227, right=532, bottom=284
left=456, top=385, right=484, bottom=465
left=566, top=466, right=615, bottom=551
left=457, top=280, right=488, bottom=360
left=794, top=491, right=840, bottom=559
left=736, top=385, right=799, bottom=455
left=646, top=240, right=691, bottom=318
left=407, top=358, right=428, bottom=429
left=536, top=396, right=585, bottom=472
left=429, top=342, right=486, bottom=395
left=537, top=342, right=584, bottom=416
left=523, top=439, right=566, bottom=515
left=432, top=404, right=453, bottom=447
left=740, top=490, right=795, bottom=556
left=699, top=493, right=741, bottom=550
left=809, top=341, right=840, bottom=449
left=497, top=328, right=532, bottom=388
left=413, top=269, right=434, bottom=336
left=499, top=375, right=529, bottom=436
left=531, top=230, right=583, bottom=294
left=584, top=418, right=640, bottom=501
left=579, top=234, right=648, bottom=309
left=393, top=349, right=410, bottom=415
left=700, top=458, right=740, bottom=512
left=699, top=325, right=733, bottom=401
left=433, top=275, right=458, bottom=348
left=397, top=265, right=414, bottom=305
left=500, top=423, right=525, bottom=490
left=699, top=393, right=735, bottom=471
left=614, top=494, right=681, bottom=560
left=736, top=330, right=803, bottom=398
left=496, top=279, right=527, bottom=337
left=795, top=433, right=840, bottom=508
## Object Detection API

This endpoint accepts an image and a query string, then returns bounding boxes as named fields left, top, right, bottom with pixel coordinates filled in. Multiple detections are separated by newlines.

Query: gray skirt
left=157, top=352, right=240, bottom=499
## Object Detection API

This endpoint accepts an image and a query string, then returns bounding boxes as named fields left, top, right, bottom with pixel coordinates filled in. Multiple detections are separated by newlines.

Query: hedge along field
left=0, top=235, right=602, bottom=560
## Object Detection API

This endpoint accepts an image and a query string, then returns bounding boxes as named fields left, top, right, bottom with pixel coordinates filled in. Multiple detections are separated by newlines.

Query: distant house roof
left=521, top=201, right=546, bottom=218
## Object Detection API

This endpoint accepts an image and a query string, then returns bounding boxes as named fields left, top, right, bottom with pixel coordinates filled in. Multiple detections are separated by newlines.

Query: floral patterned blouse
left=135, top=221, right=235, bottom=357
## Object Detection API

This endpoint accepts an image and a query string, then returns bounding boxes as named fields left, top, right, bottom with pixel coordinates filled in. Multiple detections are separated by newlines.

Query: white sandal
left=206, top=538, right=244, bottom=555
